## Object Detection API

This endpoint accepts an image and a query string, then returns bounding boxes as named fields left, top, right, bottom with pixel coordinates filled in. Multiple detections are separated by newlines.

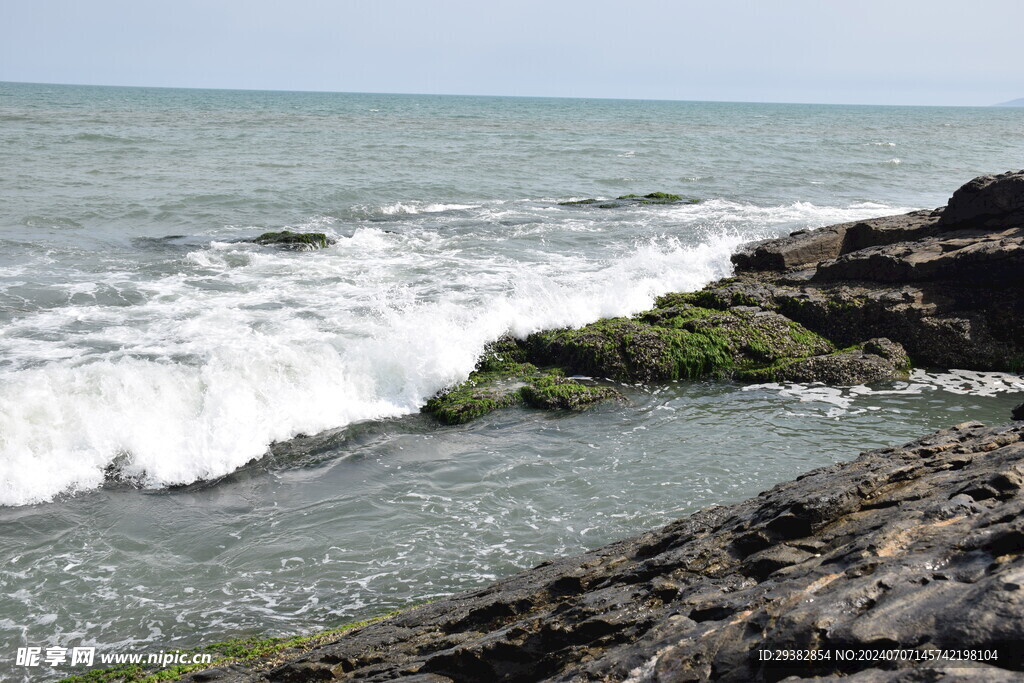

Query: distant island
left=995, top=97, right=1024, bottom=106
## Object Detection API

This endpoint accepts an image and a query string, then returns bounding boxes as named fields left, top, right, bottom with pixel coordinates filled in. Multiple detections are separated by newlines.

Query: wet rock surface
left=735, top=337, right=910, bottom=385
left=421, top=341, right=623, bottom=425
left=181, top=421, right=1024, bottom=681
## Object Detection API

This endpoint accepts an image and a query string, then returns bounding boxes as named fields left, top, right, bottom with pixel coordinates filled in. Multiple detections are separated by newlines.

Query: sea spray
left=0, top=231, right=732, bottom=505
left=0, top=197, right=916, bottom=506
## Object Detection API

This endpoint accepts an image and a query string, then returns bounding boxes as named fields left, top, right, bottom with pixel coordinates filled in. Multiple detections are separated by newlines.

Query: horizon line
left=0, top=78, right=1010, bottom=109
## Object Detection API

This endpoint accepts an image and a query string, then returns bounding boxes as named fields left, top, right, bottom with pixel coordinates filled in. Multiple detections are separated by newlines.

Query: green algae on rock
left=423, top=366, right=622, bottom=425
left=423, top=368, right=534, bottom=425
left=425, top=297, right=913, bottom=425
left=520, top=375, right=621, bottom=411
left=525, top=300, right=835, bottom=383
left=431, top=171, right=1024, bottom=424
left=423, top=339, right=623, bottom=425
left=252, top=230, right=332, bottom=250
left=735, top=337, right=911, bottom=384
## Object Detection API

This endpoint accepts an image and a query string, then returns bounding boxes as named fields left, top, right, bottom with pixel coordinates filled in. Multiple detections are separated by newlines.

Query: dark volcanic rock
left=730, top=210, right=942, bottom=272
left=1014, top=403, right=1024, bottom=421
left=812, top=227, right=1024, bottom=284
left=721, top=171, right=1024, bottom=370
left=939, top=170, right=1024, bottom=229
left=180, top=422, right=1024, bottom=681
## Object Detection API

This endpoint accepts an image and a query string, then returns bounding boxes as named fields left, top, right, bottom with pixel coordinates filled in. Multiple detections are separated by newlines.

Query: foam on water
left=375, top=202, right=480, bottom=215
left=0, top=197, right=907, bottom=506
left=746, top=369, right=1024, bottom=416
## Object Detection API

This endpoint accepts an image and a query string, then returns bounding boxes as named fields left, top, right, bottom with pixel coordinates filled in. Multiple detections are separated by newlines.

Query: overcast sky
left=2, top=0, right=1021, bottom=106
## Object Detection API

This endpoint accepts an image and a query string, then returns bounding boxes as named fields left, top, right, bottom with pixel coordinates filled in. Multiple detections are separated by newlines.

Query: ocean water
left=1, top=82, right=1023, bottom=678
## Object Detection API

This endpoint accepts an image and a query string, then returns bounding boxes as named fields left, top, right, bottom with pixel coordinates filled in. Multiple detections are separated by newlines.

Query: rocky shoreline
left=180, top=420, right=1024, bottom=682
left=425, top=171, right=1024, bottom=426
left=87, top=171, right=1024, bottom=681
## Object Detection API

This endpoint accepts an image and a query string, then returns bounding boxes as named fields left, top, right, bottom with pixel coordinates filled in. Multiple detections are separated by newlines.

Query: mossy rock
left=423, top=368, right=534, bottom=425
left=475, top=336, right=530, bottom=372
left=736, top=337, right=911, bottom=385
left=424, top=337, right=558, bottom=425
left=526, top=304, right=834, bottom=383
left=520, top=375, right=622, bottom=411
left=252, top=230, right=332, bottom=250
left=424, top=336, right=623, bottom=424
left=656, top=286, right=775, bottom=312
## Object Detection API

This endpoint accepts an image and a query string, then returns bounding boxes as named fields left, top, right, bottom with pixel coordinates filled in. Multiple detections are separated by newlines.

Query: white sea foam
left=746, top=369, right=1024, bottom=413
left=377, top=202, right=478, bottom=215
left=661, top=199, right=912, bottom=232
left=0, top=199, right=907, bottom=506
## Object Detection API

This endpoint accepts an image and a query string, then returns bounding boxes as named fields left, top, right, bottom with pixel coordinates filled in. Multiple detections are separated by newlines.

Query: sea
left=1, top=81, right=1022, bottom=679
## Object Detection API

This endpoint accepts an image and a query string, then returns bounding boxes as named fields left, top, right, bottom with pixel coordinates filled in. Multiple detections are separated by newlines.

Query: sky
left=1, top=0, right=1022, bottom=106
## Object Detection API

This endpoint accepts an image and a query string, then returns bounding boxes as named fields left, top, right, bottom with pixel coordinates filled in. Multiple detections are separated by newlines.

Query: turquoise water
left=1, top=82, right=1023, bottom=679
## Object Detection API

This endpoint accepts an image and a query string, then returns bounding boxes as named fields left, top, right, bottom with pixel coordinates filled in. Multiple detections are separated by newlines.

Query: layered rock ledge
left=159, top=171, right=1024, bottom=681
left=721, top=170, right=1024, bottom=371
left=185, top=421, right=1024, bottom=682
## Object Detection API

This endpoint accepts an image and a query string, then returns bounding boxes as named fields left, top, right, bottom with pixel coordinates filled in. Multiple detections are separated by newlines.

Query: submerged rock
left=179, top=421, right=1024, bottom=681
left=251, top=230, right=333, bottom=250
left=1014, top=402, right=1024, bottom=420
left=559, top=192, right=700, bottom=208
